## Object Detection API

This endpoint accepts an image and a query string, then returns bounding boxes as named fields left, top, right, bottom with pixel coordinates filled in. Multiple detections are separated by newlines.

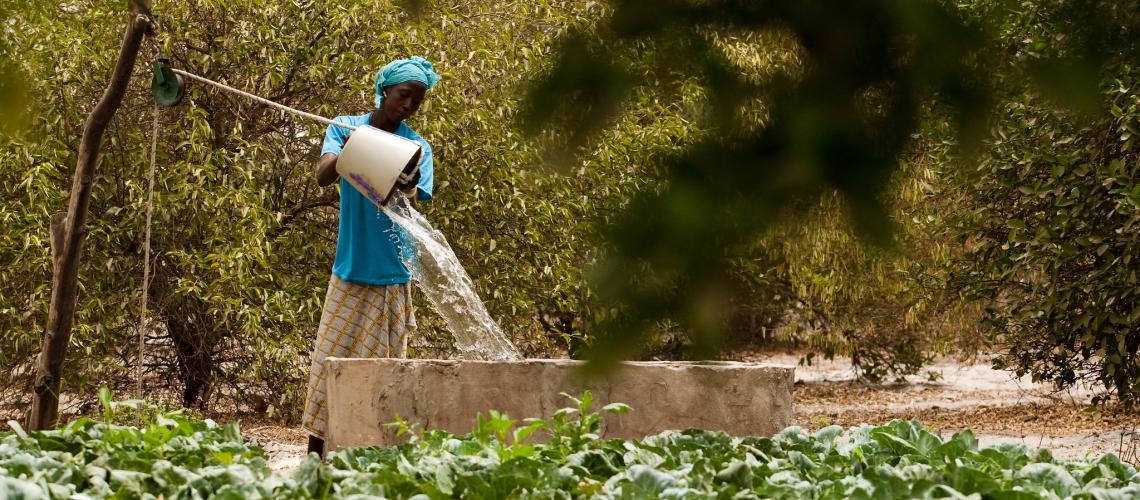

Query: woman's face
left=381, top=81, right=428, bottom=123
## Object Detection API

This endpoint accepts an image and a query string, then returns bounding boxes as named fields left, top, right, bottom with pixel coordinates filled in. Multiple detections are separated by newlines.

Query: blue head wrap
left=374, top=56, right=441, bottom=108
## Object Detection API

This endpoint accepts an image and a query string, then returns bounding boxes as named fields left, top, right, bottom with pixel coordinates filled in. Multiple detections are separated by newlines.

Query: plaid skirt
left=301, top=275, right=415, bottom=439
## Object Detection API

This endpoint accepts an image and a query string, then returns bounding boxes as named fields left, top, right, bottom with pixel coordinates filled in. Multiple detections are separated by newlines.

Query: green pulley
left=151, top=58, right=185, bottom=107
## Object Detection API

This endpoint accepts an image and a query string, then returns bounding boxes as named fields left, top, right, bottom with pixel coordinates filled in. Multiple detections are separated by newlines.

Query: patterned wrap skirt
left=301, top=275, right=415, bottom=439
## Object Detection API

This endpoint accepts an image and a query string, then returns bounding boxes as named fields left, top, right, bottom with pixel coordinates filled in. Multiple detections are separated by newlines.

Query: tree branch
left=27, top=11, right=152, bottom=431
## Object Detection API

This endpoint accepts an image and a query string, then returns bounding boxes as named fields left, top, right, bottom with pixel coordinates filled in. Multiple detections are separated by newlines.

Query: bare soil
left=750, top=353, right=1140, bottom=462
left=242, top=424, right=309, bottom=472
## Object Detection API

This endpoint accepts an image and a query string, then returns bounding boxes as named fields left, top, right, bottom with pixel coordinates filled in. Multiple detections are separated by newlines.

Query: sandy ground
left=247, top=354, right=1140, bottom=471
left=753, top=353, right=1140, bottom=462
left=242, top=425, right=310, bottom=473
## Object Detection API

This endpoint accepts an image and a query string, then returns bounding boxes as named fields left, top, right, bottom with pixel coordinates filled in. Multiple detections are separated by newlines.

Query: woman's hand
left=395, top=165, right=421, bottom=192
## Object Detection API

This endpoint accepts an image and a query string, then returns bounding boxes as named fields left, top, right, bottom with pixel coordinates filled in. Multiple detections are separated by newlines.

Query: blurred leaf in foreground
left=0, top=42, right=30, bottom=136
left=522, top=0, right=995, bottom=367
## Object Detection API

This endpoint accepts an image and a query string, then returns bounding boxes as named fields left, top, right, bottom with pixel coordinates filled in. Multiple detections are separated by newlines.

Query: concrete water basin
left=323, top=358, right=794, bottom=451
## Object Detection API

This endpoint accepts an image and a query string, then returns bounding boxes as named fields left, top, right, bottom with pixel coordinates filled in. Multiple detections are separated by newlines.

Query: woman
left=302, top=56, right=440, bottom=456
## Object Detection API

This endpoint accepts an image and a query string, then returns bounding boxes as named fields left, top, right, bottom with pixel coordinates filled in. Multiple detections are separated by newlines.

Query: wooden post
left=27, top=11, right=153, bottom=431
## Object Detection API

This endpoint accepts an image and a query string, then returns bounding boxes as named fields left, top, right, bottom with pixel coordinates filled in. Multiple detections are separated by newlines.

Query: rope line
left=136, top=30, right=164, bottom=400
left=138, top=102, right=159, bottom=399
left=169, top=68, right=358, bottom=131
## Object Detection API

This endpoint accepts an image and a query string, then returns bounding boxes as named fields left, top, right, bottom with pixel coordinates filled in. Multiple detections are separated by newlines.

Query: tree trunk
left=27, top=11, right=152, bottom=431
left=164, top=295, right=218, bottom=409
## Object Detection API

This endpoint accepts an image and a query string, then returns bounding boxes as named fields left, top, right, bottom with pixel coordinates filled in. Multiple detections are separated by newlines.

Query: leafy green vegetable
left=2, top=392, right=1138, bottom=498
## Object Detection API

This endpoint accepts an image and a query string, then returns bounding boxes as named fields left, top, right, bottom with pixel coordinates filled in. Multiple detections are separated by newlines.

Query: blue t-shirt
left=321, top=113, right=434, bottom=285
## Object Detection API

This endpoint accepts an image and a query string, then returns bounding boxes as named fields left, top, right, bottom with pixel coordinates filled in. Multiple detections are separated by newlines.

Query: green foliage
left=5, top=0, right=953, bottom=414
left=0, top=390, right=280, bottom=498
left=4, top=0, right=1139, bottom=419
left=759, top=169, right=976, bottom=382
left=4, top=392, right=1139, bottom=498
left=947, top=1, right=1140, bottom=401
left=520, top=0, right=1140, bottom=377
left=0, top=0, right=678, bottom=416
left=0, top=49, right=30, bottom=136
left=521, top=0, right=995, bottom=367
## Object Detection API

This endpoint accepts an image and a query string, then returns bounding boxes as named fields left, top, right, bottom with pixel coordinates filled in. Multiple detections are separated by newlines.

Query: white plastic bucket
left=336, top=124, right=423, bottom=207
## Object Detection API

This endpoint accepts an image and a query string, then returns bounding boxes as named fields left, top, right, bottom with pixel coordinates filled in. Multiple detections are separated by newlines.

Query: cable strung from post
left=168, top=68, right=358, bottom=131
left=138, top=31, right=164, bottom=400
left=138, top=102, right=159, bottom=400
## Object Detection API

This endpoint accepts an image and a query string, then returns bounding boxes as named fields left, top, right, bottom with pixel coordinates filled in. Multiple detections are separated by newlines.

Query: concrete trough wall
left=324, top=358, right=794, bottom=451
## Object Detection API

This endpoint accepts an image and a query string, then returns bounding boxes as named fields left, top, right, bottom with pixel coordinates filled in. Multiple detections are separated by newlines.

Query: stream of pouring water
left=382, top=196, right=522, bottom=361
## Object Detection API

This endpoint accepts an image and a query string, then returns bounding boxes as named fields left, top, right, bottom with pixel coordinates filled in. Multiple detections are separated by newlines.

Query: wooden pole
left=27, top=11, right=153, bottom=431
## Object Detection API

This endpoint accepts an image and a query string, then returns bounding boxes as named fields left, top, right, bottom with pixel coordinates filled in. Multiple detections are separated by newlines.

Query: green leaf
left=1015, top=463, right=1079, bottom=497
left=6, top=420, right=27, bottom=439
left=602, top=402, right=631, bottom=415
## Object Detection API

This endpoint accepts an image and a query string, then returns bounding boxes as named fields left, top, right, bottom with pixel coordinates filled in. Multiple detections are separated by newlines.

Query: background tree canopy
left=1, top=0, right=1138, bottom=423
left=521, top=0, right=1140, bottom=396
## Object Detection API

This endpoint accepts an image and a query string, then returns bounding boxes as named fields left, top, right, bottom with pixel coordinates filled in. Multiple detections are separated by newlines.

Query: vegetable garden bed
left=1, top=391, right=1137, bottom=499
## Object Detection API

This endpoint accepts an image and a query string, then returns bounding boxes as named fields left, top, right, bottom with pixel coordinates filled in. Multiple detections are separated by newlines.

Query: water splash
left=383, top=196, right=521, bottom=361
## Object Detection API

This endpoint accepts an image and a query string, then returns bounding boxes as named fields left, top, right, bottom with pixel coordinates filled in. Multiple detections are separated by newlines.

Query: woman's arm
left=316, top=153, right=339, bottom=187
